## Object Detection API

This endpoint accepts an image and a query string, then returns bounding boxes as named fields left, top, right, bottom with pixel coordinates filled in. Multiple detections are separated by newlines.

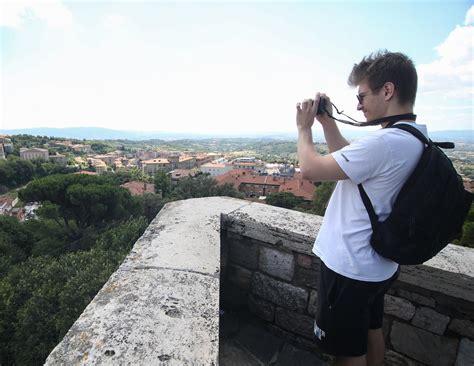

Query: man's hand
left=314, top=92, right=334, bottom=126
left=296, top=93, right=335, bottom=130
left=296, top=98, right=316, bottom=130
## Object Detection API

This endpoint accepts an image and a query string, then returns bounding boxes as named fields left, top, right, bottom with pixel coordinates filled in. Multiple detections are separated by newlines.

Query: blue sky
left=1, top=1, right=473, bottom=135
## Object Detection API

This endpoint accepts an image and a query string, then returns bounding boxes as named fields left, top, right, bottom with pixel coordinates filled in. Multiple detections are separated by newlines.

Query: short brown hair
left=348, top=50, right=418, bottom=106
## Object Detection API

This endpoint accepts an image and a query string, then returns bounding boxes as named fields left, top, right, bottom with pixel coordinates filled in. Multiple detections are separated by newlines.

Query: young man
left=296, top=51, right=426, bottom=366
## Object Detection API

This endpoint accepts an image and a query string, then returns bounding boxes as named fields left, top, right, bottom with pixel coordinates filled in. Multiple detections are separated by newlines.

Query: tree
left=170, top=175, right=242, bottom=200
left=312, top=181, right=336, bottom=216
left=18, top=174, right=141, bottom=246
left=154, top=170, right=171, bottom=198
left=266, top=191, right=302, bottom=209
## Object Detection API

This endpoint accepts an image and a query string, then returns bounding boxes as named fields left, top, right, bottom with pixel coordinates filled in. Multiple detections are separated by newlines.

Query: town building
left=168, top=169, right=197, bottom=185
left=142, top=158, right=171, bottom=176
left=49, top=153, right=68, bottom=166
left=72, top=144, right=92, bottom=153
left=200, top=162, right=234, bottom=177
left=121, top=181, right=155, bottom=196
left=20, top=147, right=49, bottom=161
left=215, top=169, right=316, bottom=201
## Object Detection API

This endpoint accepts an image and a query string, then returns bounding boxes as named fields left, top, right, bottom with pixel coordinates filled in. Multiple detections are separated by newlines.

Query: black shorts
left=314, top=261, right=399, bottom=357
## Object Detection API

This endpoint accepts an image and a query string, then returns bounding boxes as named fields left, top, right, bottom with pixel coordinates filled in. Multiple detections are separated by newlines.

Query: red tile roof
left=120, top=181, right=155, bottom=196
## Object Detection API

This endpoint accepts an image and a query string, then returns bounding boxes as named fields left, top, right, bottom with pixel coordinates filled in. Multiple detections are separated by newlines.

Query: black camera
left=316, top=97, right=327, bottom=115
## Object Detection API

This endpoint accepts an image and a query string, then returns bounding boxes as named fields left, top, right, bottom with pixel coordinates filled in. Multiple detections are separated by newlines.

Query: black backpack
left=358, top=124, right=473, bottom=265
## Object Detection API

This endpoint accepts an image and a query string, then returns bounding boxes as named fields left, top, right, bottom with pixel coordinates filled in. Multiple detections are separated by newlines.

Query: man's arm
left=296, top=96, right=348, bottom=182
left=297, top=126, right=348, bottom=182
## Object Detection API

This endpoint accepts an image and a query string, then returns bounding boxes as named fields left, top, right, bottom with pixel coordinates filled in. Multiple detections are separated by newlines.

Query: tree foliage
left=312, top=181, right=336, bottom=216
left=170, top=175, right=242, bottom=200
left=154, top=170, right=171, bottom=198
left=18, top=174, right=141, bottom=246
left=266, top=191, right=302, bottom=209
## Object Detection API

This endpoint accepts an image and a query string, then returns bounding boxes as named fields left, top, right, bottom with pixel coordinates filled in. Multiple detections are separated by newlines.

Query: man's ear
left=383, top=82, right=395, bottom=101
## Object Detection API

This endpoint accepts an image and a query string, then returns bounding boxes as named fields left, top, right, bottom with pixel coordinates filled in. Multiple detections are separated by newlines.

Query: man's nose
left=357, top=102, right=363, bottom=111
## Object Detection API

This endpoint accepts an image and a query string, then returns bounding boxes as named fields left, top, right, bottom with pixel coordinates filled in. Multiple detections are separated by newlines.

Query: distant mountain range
left=1, top=127, right=472, bottom=143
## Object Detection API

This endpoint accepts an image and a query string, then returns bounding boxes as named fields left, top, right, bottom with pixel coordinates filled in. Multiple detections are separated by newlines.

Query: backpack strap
left=389, top=123, right=455, bottom=149
left=388, top=123, right=431, bottom=145
left=358, top=184, right=378, bottom=232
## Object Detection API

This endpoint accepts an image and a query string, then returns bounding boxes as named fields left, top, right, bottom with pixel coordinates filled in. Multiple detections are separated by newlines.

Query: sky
left=0, top=0, right=473, bottom=135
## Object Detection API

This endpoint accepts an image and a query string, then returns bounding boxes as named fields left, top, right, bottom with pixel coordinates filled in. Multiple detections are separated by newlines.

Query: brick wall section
left=221, top=203, right=474, bottom=366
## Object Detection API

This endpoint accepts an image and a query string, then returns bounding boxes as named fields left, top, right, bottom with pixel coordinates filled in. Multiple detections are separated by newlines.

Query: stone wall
left=45, top=197, right=473, bottom=365
left=221, top=203, right=474, bottom=366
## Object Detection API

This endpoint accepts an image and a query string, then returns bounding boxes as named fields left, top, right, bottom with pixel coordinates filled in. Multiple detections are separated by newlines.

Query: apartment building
left=20, top=147, right=49, bottom=161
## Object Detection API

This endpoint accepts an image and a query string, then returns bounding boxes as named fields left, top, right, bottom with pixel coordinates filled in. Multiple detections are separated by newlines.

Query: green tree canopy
left=312, top=181, right=336, bottom=216
left=18, top=174, right=141, bottom=243
left=154, top=170, right=171, bottom=198
left=266, top=191, right=302, bottom=209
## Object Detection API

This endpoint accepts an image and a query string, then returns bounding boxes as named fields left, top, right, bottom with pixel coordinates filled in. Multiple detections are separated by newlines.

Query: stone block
left=248, top=295, right=275, bottom=322
left=230, top=240, right=259, bottom=270
left=384, top=295, right=416, bottom=321
left=384, top=350, right=424, bottom=365
left=411, top=306, right=450, bottom=335
left=455, top=338, right=474, bottom=366
left=396, top=289, right=435, bottom=308
left=227, top=264, right=252, bottom=290
left=275, top=307, right=315, bottom=339
left=251, top=272, right=308, bottom=313
left=259, top=246, right=295, bottom=281
left=391, top=321, right=458, bottom=366
left=294, top=266, right=319, bottom=290
left=297, top=254, right=314, bottom=269
left=275, top=343, right=327, bottom=366
left=235, top=323, right=284, bottom=364
left=219, top=339, right=260, bottom=366
left=308, top=290, right=318, bottom=317
left=449, top=318, right=474, bottom=339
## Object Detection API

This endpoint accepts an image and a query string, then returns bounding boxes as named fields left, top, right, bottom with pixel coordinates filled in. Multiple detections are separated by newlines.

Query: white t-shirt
left=313, top=122, right=428, bottom=282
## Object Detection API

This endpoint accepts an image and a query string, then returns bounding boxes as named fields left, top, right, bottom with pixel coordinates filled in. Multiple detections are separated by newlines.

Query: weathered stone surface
left=395, top=289, right=435, bottom=308
left=248, top=295, right=275, bottom=322
left=275, top=343, right=327, bottom=366
left=47, top=268, right=220, bottom=366
left=411, top=306, right=450, bottom=335
left=46, top=197, right=251, bottom=366
left=449, top=318, right=474, bottom=339
left=384, top=350, right=424, bottom=365
left=229, top=240, right=259, bottom=270
left=219, top=339, right=260, bottom=366
left=235, top=323, right=284, bottom=364
left=222, top=202, right=323, bottom=255
left=227, top=264, right=252, bottom=290
left=294, top=266, right=319, bottom=289
left=308, top=290, right=318, bottom=317
left=275, top=307, right=315, bottom=339
left=399, top=263, right=474, bottom=306
left=391, top=321, right=458, bottom=366
left=384, top=295, right=416, bottom=321
left=425, top=244, right=474, bottom=277
left=259, top=246, right=295, bottom=281
left=251, top=272, right=308, bottom=313
left=455, top=338, right=474, bottom=366
left=297, top=253, right=314, bottom=268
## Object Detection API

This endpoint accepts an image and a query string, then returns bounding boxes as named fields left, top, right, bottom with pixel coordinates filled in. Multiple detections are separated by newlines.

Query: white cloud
left=0, top=0, right=73, bottom=29
left=417, top=22, right=473, bottom=98
left=465, top=5, right=474, bottom=25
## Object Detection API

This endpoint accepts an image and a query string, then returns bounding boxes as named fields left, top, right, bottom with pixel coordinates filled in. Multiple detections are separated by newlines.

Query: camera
left=316, top=97, right=327, bottom=115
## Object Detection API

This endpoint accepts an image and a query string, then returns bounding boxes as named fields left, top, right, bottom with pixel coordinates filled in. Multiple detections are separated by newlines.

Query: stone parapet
left=221, top=200, right=474, bottom=365
left=45, top=197, right=251, bottom=365
left=46, top=198, right=474, bottom=365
